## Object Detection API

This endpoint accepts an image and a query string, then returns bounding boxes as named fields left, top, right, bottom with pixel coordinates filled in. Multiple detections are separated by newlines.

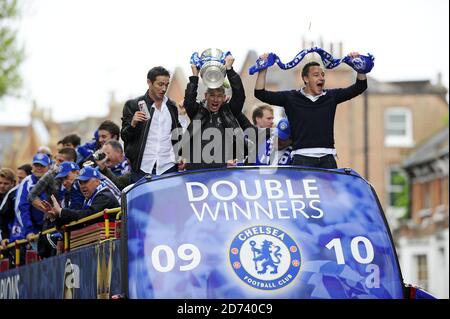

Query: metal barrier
left=0, top=207, right=121, bottom=267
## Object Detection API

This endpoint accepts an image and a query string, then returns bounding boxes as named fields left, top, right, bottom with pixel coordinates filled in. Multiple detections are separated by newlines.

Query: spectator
left=16, top=164, right=32, bottom=184
left=76, top=130, right=98, bottom=164
left=268, top=118, right=293, bottom=165
left=61, top=134, right=81, bottom=149
left=98, top=120, right=120, bottom=146
left=46, top=166, right=119, bottom=225
left=37, top=146, right=53, bottom=162
left=252, top=105, right=274, bottom=129
left=0, top=168, right=15, bottom=203
left=27, top=147, right=77, bottom=257
left=9, top=153, right=52, bottom=243
left=0, top=169, right=17, bottom=245
left=54, top=162, right=83, bottom=209
left=56, top=140, right=64, bottom=152
left=78, top=121, right=120, bottom=166
left=0, top=183, right=18, bottom=247
left=121, top=66, right=183, bottom=182
left=95, top=157, right=132, bottom=191
left=37, top=161, right=82, bottom=258
left=28, top=147, right=77, bottom=212
left=102, top=140, right=130, bottom=176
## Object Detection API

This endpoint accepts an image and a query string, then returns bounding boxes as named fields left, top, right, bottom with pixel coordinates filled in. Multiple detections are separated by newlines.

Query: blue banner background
left=125, top=167, right=404, bottom=299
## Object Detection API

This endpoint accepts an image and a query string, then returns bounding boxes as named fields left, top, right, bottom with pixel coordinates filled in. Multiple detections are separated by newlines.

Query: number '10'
left=325, top=237, right=374, bottom=264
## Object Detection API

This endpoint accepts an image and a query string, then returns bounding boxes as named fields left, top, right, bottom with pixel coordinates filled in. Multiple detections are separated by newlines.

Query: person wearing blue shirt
left=46, top=166, right=120, bottom=226
left=38, top=161, right=84, bottom=258
left=256, top=119, right=293, bottom=165
left=55, top=161, right=84, bottom=210
left=10, top=153, right=51, bottom=243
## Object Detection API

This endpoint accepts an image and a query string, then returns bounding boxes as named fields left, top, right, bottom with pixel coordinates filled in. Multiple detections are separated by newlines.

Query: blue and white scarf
left=82, top=182, right=108, bottom=209
left=111, top=158, right=131, bottom=176
left=249, top=47, right=374, bottom=75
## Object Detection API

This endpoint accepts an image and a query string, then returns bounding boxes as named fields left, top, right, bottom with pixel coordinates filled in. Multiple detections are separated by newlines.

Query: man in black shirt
left=254, top=52, right=368, bottom=169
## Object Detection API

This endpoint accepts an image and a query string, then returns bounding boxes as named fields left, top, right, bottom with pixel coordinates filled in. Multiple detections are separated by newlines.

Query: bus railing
left=0, top=207, right=121, bottom=267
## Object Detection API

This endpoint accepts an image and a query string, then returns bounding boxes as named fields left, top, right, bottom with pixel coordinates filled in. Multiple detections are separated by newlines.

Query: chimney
left=329, top=42, right=334, bottom=55
left=339, top=42, right=343, bottom=57
left=437, top=72, right=442, bottom=85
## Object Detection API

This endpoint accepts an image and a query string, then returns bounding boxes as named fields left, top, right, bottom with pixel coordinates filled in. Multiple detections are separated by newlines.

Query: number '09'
left=151, top=244, right=201, bottom=272
left=325, top=236, right=374, bottom=264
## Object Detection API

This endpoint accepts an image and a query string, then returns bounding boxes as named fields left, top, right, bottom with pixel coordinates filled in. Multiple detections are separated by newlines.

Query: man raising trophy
left=180, top=49, right=250, bottom=170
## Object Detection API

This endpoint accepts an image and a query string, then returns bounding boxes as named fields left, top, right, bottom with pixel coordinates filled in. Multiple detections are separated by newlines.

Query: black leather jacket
left=181, top=68, right=252, bottom=167
left=121, top=92, right=183, bottom=172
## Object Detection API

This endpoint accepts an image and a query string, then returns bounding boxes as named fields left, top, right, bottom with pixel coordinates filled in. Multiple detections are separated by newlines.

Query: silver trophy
left=191, top=48, right=230, bottom=89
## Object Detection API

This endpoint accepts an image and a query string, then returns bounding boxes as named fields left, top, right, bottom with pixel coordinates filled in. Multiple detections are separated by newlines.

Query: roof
left=403, top=126, right=449, bottom=168
left=368, top=78, right=448, bottom=97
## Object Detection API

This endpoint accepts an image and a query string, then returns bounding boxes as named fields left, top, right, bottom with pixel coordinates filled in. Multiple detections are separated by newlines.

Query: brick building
left=395, top=127, right=449, bottom=298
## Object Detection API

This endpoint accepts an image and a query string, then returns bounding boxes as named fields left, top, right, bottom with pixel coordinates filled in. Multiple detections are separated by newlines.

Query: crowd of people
left=0, top=51, right=368, bottom=262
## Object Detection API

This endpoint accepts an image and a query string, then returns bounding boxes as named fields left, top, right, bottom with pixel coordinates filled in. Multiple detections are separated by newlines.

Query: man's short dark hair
left=98, top=120, right=120, bottom=140
left=61, top=134, right=81, bottom=147
left=301, top=62, right=321, bottom=84
left=252, top=105, right=273, bottom=125
left=17, top=164, right=32, bottom=176
left=59, top=147, right=77, bottom=162
left=147, top=66, right=170, bottom=82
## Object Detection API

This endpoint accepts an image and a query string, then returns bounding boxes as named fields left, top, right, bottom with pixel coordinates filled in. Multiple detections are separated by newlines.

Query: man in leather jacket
left=181, top=54, right=254, bottom=170
left=121, top=66, right=183, bottom=182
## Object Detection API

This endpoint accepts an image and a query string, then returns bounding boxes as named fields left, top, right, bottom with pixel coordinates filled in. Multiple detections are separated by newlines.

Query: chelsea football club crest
left=229, top=226, right=301, bottom=290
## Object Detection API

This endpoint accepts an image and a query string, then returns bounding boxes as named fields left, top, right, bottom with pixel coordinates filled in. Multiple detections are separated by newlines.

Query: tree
left=0, top=0, right=23, bottom=100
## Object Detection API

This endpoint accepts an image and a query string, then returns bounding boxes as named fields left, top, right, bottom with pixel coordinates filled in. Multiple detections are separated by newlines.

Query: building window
left=416, top=254, right=428, bottom=291
left=384, top=107, right=414, bottom=147
left=386, top=167, right=409, bottom=218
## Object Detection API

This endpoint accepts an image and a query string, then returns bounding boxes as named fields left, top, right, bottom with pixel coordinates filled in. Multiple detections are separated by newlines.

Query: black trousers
left=292, top=154, right=337, bottom=169
left=131, top=164, right=178, bottom=183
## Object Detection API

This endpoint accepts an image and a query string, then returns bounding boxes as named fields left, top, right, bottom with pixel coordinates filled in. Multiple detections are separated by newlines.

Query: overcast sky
left=0, top=0, right=448, bottom=125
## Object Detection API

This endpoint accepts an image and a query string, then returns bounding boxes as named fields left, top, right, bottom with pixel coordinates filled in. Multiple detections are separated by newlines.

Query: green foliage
left=390, top=171, right=410, bottom=218
left=0, top=0, right=23, bottom=99
left=392, top=173, right=409, bottom=207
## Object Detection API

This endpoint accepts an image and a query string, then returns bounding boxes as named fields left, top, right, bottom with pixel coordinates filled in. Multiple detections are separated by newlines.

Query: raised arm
left=348, top=52, right=368, bottom=81
left=27, top=171, right=54, bottom=211
left=255, top=54, right=269, bottom=90
left=183, top=65, right=201, bottom=120
left=253, top=53, right=288, bottom=106
left=226, top=55, right=246, bottom=115
left=333, top=52, right=368, bottom=104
